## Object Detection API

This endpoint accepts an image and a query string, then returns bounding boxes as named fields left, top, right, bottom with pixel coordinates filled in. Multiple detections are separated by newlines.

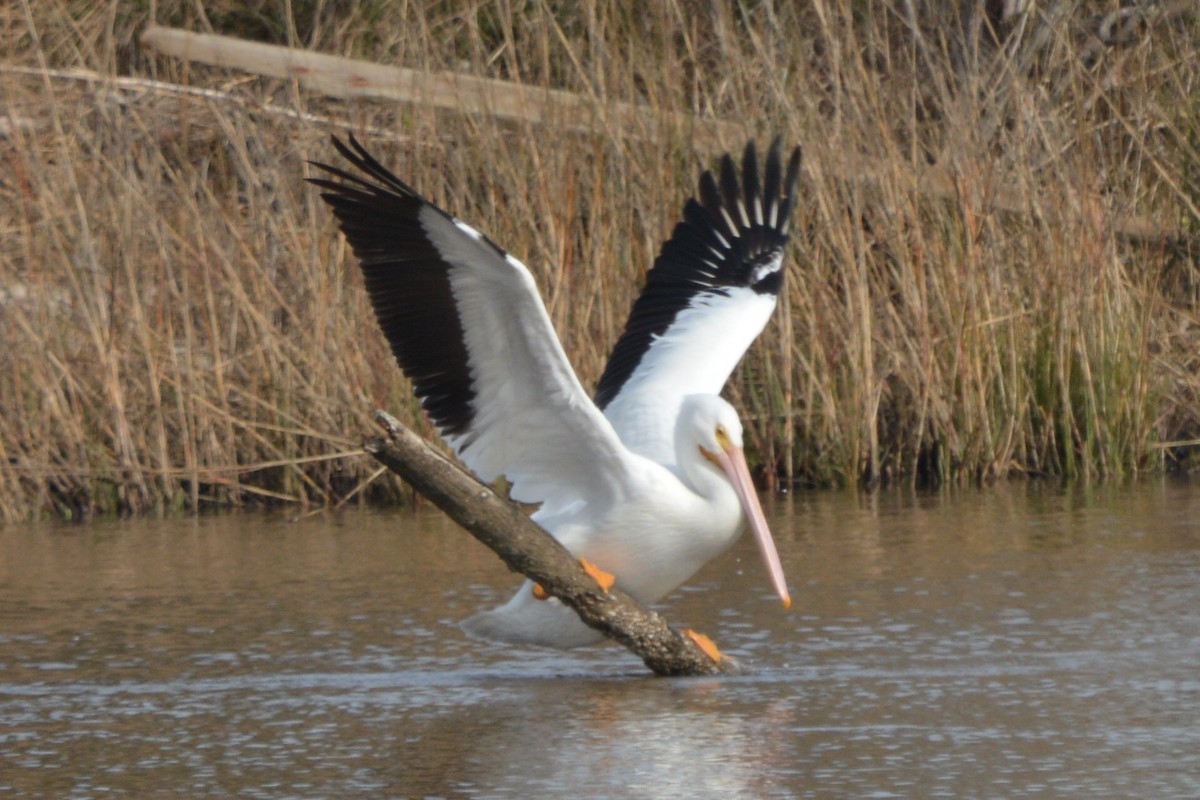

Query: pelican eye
left=714, top=425, right=732, bottom=450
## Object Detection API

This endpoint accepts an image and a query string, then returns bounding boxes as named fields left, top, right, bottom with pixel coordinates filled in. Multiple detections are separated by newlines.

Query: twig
left=0, top=64, right=393, bottom=136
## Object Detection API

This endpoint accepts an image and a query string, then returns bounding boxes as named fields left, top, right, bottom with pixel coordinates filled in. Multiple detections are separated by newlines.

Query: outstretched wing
left=309, top=136, right=635, bottom=513
left=595, top=139, right=802, bottom=466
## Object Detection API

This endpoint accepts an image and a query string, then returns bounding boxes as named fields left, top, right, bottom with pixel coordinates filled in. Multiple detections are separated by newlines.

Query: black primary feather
left=307, top=135, right=493, bottom=438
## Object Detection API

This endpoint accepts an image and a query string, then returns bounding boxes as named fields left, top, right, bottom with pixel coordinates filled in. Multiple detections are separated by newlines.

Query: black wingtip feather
left=741, top=141, right=761, bottom=223
left=763, top=139, right=783, bottom=219
left=718, top=153, right=741, bottom=225
left=779, top=144, right=803, bottom=231
left=698, top=170, right=723, bottom=224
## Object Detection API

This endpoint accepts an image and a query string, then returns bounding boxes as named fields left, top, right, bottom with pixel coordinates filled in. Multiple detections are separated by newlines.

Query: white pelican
left=310, top=136, right=801, bottom=648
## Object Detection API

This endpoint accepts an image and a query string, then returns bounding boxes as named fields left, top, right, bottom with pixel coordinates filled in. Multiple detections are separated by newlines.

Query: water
left=2, top=481, right=1199, bottom=798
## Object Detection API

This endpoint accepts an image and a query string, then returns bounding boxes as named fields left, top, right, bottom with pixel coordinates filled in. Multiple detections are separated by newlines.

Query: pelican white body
left=310, top=137, right=801, bottom=648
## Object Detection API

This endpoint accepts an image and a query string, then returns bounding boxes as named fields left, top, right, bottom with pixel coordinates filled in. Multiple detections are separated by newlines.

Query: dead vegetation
left=1, top=0, right=1198, bottom=519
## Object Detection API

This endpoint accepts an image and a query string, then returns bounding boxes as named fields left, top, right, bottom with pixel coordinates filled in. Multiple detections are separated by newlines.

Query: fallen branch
left=365, top=410, right=741, bottom=676
left=138, top=25, right=732, bottom=144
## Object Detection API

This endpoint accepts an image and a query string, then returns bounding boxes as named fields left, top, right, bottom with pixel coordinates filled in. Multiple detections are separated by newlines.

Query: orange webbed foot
left=532, top=559, right=614, bottom=600
left=684, top=629, right=725, bottom=663
left=579, top=558, right=615, bottom=592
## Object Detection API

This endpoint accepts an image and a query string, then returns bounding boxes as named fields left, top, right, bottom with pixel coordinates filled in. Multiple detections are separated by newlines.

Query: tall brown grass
left=2, top=1, right=1198, bottom=519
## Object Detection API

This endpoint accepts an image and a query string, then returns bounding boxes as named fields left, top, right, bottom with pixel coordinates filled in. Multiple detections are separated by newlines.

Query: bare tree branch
left=364, top=411, right=742, bottom=677
left=138, top=25, right=733, bottom=145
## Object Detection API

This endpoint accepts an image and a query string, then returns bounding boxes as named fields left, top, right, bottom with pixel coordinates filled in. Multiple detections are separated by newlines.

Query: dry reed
left=1, top=0, right=1198, bottom=520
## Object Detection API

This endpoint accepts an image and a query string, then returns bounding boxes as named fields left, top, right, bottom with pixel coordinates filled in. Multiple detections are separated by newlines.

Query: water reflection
left=2, top=482, right=1199, bottom=797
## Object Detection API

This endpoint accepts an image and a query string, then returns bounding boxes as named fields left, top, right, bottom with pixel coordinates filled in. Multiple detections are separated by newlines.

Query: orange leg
left=579, top=558, right=615, bottom=592
left=683, top=629, right=725, bottom=662
left=530, top=558, right=615, bottom=601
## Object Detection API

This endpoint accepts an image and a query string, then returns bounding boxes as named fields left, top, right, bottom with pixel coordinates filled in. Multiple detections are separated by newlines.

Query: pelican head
left=677, top=395, right=791, bottom=608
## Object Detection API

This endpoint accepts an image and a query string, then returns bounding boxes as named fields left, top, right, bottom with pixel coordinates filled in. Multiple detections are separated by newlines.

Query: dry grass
left=1, top=0, right=1198, bottom=519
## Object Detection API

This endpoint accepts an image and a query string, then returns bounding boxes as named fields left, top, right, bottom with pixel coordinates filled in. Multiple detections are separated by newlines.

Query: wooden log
left=364, top=411, right=742, bottom=676
left=138, top=25, right=733, bottom=144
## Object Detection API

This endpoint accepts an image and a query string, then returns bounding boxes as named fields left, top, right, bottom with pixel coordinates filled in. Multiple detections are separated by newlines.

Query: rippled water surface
left=2, top=482, right=1199, bottom=798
